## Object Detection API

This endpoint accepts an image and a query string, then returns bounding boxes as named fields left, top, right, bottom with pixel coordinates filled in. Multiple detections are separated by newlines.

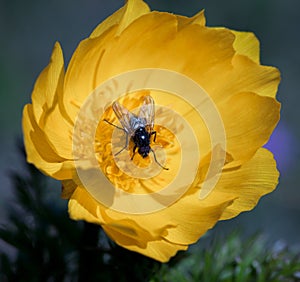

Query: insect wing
left=138, top=95, right=155, bottom=131
left=112, top=101, right=135, bottom=135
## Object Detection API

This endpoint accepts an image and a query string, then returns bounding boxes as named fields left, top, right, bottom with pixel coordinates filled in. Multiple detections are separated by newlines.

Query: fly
left=104, top=95, right=169, bottom=170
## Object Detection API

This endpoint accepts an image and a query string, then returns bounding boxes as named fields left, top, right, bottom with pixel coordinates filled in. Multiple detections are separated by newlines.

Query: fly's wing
left=138, top=95, right=155, bottom=131
left=112, top=101, right=135, bottom=136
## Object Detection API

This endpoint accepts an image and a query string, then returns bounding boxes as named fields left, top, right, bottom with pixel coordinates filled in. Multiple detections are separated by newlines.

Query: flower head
left=22, top=0, right=280, bottom=262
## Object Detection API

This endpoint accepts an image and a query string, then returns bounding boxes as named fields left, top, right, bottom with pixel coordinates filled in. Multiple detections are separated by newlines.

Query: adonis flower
left=22, top=0, right=280, bottom=262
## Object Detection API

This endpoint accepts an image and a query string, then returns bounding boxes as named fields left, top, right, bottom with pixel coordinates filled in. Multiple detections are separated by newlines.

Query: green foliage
left=0, top=144, right=299, bottom=281
left=151, top=232, right=300, bottom=282
left=0, top=144, right=160, bottom=281
left=0, top=145, right=81, bottom=281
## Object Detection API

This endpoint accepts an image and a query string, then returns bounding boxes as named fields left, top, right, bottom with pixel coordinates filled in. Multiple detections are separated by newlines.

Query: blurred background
left=0, top=0, right=299, bottom=249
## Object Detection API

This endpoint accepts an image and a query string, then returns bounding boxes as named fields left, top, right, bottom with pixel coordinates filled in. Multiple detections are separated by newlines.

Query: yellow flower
left=22, top=0, right=280, bottom=262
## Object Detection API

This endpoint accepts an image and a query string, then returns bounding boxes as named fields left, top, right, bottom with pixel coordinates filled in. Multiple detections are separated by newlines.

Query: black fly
left=104, top=96, right=169, bottom=170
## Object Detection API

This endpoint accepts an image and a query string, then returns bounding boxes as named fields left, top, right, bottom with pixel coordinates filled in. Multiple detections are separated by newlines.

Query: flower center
left=95, top=92, right=181, bottom=194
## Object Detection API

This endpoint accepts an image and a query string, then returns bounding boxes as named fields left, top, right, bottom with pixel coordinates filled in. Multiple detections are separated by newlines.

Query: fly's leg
left=150, top=131, right=157, bottom=142
left=149, top=131, right=168, bottom=169
left=103, top=119, right=128, bottom=156
left=150, top=148, right=169, bottom=170
left=115, top=132, right=129, bottom=156
left=131, top=145, right=137, bottom=160
left=103, top=119, right=125, bottom=131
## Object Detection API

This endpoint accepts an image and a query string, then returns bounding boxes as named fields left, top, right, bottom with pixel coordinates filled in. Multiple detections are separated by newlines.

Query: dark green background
left=0, top=0, right=299, bottom=246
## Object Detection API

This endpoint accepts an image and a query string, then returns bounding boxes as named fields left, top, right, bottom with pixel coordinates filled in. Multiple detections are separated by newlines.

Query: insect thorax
left=130, top=116, right=147, bottom=131
left=133, top=127, right=150, bottom=145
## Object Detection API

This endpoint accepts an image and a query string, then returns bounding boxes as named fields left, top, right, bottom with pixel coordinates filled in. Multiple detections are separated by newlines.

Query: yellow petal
left=219, top=92, right=280, bottom=163
left=93, top=165, right=234, bottom=245
left=68, top=195, right=101, bottom=225
left=69, top=189, right=180, bottom=262
left=63, top=27, right=117, bottom=121
left=42, top=103, right=73, bottom=159
left=98, top=13, right=234, bottom=80
left=89, top=5, right=125, bottom=38
left=190, top=9, right=206, bottom=26
left=22, top=104, right=73, bottom=179
left=64, top=11, right=236, bottom=120
left=229, top=54, right=280, bottom=98
left=61, top=179, right=77, bottom=199
left=69, top=187, right=106, bottom=223
left=232, top=30, right=260, bottom=63
left=70, top=181, right=234, bottom=246
left=202, top=53, right=281, bottom=104
left=215, top=148, right=279, bottom=220
left=68, top=149, right=277, bottom=258
left=116, top=0, right=150, bottom=36
left=103, top=224, right=187, bottom=262
left=90, top=0, right=150, bottom=38
left=67, top=149, right=277, bottom=260
left=159, top=193, right=234, bottom=245
left=31, top=42, right=65, bottom=124
left=176, top=9, right=206, bottom=29
left=69, top=187, right=160, bottom=237
left=102, top=218, right=157, bottom=249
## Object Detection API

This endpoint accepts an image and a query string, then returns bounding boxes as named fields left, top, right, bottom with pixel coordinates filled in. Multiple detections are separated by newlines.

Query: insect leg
left=150, top=148, right=169, bottom=170
left=131, top=145, right=137, bottom=160
left=103, top=119, right=125, bottom=131
left=150, top=131, right=157, bottom=142
left=104, top=119, right=129, bottom=156
left=115, top=131, right=129, bottom=156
